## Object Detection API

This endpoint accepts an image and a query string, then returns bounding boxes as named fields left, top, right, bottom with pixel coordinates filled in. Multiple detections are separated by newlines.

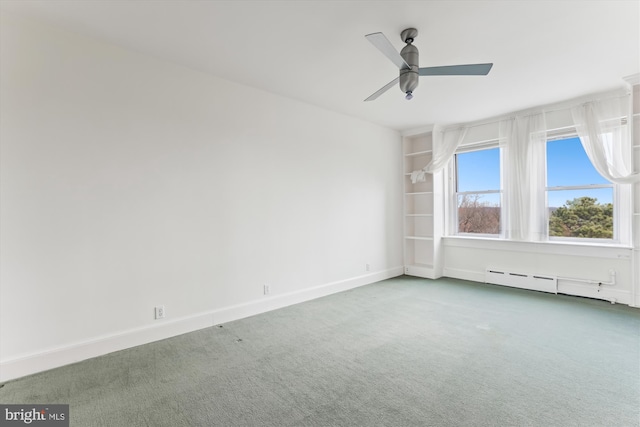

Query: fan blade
left=364, top=77, right=400, bottom=102
left=419, top=63, right=493, bottom=76
left=365, top=32, right=410, bottom=70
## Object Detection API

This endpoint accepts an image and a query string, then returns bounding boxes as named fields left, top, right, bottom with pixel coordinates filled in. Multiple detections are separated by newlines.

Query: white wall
left=0, top=15, right=404, bottom=381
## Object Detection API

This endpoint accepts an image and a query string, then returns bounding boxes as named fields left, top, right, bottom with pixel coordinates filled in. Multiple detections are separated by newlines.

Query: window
left=455, top=147, right=502, bottom=235
left=546, top=136, right=614, bottom=240
left=446, top=98, right=630, bottom=245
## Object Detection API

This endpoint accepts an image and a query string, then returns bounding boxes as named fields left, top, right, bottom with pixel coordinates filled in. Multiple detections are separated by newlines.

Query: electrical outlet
left=365, top=263, right=370, bottom=272
left=264, top=284, right=271, bottom=295
left=155, top=305, right=165, bottom=319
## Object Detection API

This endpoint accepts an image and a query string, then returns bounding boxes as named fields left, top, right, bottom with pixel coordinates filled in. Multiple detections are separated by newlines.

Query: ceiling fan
left=364, top=28, right=493, bottom=101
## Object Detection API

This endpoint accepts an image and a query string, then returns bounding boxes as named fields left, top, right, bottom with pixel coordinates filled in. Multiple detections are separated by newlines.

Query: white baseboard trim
left=0, top=267, right=403, bottom=383
left=442, top=267, right=485, bottom=283
left=0, top=311, right=216, bottom=384
left=213, top=268, right=405, bottom=325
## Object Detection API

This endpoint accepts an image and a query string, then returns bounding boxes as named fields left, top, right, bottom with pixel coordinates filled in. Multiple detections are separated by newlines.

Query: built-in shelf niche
left=404, top=192, right=433, bottom=216
left=404, top=238, right=434, bottom=269
left=404, top=152, right=432, bottom=174
left=403, top=130, right=442, bottom=279
left=405, top=215, right=434, bottom=239
left=404, top=174, right=432, bottom=194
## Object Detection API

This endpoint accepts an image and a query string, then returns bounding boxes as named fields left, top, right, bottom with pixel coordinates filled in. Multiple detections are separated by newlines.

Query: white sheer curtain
left=410, top=125, right=467, bottom=183
left=571, top=96, right=639, bottom=184
left=500, top=113, right=547, bottom=241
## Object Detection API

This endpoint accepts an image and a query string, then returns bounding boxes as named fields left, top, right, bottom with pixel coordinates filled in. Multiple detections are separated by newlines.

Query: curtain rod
left=444, top=91, right=630, bottom=132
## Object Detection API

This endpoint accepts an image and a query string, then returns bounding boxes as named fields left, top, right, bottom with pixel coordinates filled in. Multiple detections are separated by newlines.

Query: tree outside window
left=455, top=147, right=501, bottom=235
left=546, top=137, right=614, bottom=240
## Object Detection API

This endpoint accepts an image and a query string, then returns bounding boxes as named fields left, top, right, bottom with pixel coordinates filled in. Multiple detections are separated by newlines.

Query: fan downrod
left=399, top=28, right=419, bottom=99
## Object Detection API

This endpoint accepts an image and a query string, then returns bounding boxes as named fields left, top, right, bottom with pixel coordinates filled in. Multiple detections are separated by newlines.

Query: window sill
left=443, top=235, right=633, bottom=259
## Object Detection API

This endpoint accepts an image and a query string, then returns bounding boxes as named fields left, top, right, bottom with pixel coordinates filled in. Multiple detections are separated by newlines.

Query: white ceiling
left=2, top=0, right=638, bottom=131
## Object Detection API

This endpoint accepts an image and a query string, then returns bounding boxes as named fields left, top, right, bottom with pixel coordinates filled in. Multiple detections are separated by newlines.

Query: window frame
left=545, top=132, right=618, bottom=244
left=452, top=144, right=504, bottom=238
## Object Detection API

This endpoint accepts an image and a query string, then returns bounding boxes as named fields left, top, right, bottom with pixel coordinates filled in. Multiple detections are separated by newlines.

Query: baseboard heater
left=485, top=268, right=557, bottom=294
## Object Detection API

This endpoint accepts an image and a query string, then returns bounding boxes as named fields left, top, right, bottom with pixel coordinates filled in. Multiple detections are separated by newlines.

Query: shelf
left=404, top=150, right=433, bottom=157
left=406, top=262, right=433, bottom=269
left=403, top=132, right=438, bottom=280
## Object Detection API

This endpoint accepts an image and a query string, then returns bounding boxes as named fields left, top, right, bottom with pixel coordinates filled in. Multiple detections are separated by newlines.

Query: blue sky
left=457, top=137, right=612, bottom=208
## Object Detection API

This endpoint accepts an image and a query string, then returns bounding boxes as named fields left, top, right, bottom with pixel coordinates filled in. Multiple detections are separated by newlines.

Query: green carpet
left=2, top=276, right=639, bottom=426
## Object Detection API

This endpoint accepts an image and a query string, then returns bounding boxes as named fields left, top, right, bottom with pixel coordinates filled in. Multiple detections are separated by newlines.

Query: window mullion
left=547, top=184, right=613, bottom=191
left=457, top=190, right=501, bottom=196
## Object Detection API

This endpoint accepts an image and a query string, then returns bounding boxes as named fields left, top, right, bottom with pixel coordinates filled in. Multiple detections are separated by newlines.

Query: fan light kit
left=365, top=28, right=493, bottom=101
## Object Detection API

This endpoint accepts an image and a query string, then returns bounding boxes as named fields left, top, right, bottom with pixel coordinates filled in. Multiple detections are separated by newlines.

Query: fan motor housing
left=399, top=44, right=419, bottom=95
